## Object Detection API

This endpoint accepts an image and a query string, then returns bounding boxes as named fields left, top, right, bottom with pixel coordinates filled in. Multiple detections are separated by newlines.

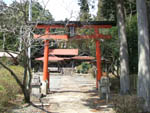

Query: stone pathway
left=11, top=75, right=115, bottom=113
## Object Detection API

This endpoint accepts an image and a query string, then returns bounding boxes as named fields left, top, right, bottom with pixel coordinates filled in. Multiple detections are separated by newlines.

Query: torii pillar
left=96, top=40, right=102, bottom=89
left=41, top=28, right=50, bottom=95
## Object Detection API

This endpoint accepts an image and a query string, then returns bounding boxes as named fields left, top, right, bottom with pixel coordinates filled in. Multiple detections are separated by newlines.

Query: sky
left=3, top=0, right=98, bottom=21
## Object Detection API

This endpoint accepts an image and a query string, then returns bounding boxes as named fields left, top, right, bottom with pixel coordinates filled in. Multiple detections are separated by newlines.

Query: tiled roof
left=49, top=49, right=78, bottom=56
left=72, top=56, right=95, bottom=60
left=35, top=56, right=64, bottom=62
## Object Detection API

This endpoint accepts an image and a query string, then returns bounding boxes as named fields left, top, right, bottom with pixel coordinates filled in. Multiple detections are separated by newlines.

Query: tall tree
left=71, top=0, right=95, bottom=56
left=116, top=0, right=130, bottom=94
left=101, top=0, right=116, bottom=20
left=78, top=0, right=91, bottom=21
left=136, top=0, right=150, bottom=110
left=99, top=0, right=136, bottom=21
left=96, top=0, right=103, bottom=21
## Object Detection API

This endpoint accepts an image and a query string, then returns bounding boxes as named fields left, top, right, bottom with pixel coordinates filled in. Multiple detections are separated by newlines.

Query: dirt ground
left=10, top=75, right=115, bottom=113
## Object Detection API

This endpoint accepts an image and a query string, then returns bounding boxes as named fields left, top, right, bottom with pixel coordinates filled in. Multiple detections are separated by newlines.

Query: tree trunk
left=136, top=0, right=150, bottom=111
left=22, top=87, right=30, bottom=103
left=116, top=0, right=130, bottom=94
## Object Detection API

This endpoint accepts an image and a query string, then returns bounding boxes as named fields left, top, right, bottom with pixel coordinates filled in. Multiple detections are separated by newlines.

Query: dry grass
left=113, top=95, right=146, bottom=113
left=0, top=66, right=24, bottom=112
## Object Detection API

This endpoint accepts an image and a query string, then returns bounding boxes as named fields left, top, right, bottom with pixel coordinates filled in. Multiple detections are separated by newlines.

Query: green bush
left=76, top=62, right=92, bottom=74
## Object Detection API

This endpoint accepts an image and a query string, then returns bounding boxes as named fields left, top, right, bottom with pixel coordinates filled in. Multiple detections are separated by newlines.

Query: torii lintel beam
left=30, top=21, right=116, bottom=40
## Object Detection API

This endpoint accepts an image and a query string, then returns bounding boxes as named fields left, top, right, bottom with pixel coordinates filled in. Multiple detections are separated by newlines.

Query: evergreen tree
left=74, top=0, right=95, bottom=56
left=116, top=0, right=130, bottom=94
left=78, top=0, right=91, bottom=21
left=98, top=0, right=136, bottom=21
left=96, top=0, right=103, bottom=21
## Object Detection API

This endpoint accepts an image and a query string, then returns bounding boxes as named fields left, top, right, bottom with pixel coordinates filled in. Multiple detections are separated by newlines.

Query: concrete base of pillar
left=41, top=80, right=48, bottom=95
left=31, top=73, right=41, bottom=99
left=31, top=86, right=41, bottom=98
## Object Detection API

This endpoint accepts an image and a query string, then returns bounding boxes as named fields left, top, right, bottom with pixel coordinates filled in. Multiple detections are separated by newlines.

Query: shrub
left=76, top=62, right=92, bottom=74
left=82, top=62, right=92, bottom=73
left=113, top=95, right=145, bottom=113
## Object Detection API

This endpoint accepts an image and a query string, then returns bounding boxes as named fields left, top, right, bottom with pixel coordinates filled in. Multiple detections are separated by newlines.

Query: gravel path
left=10, top=75, right=115, bottom=113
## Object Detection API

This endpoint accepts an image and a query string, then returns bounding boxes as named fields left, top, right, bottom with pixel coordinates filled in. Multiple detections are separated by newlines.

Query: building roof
left=49, top=49, right=78, bottom=56
left=35, top=56, right=64, bottom=62
left=72, top=56, right=95, bottom=60
left=35, top=56, right=95, bottom=62
left=35, top=49, right=95, bottom=62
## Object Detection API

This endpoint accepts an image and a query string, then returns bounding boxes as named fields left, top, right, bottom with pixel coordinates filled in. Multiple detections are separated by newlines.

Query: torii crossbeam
left=31, top=21, right=115, bottom=93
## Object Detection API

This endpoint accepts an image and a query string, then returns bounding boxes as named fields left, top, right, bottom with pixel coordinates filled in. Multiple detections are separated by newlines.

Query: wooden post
left=96, top=40, right=102, bottom=89
left=43, top=40, right=49, bottom=81
left=41, top=40, right=49, bottom=95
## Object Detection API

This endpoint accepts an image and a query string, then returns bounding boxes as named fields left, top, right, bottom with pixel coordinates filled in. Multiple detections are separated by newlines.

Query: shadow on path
left=30, top=102, right=58, bottom=113
left=82, top=89, right=114, bottom=112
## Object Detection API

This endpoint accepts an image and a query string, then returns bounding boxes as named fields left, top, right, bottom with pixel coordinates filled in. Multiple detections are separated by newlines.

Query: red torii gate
left=31, top=21, right=115, bottom=91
